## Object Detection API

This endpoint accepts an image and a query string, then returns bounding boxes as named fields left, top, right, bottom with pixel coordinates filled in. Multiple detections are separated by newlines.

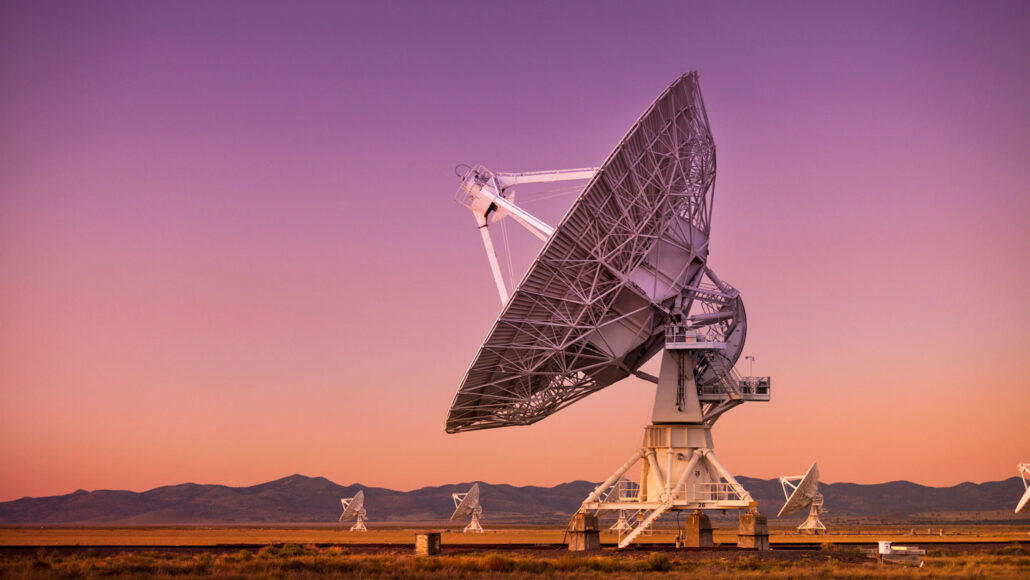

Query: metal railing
left=738, top=376, right=771, bottom=401
left=454, top=165, right=492, bottom=209
left=683, top=482, right=750, bottom=504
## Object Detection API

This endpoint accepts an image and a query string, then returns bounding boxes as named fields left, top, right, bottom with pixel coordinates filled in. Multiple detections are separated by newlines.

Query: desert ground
left=0, top=523, right=1026, bottom=546
left=0, top=525, right=1027, bottom=578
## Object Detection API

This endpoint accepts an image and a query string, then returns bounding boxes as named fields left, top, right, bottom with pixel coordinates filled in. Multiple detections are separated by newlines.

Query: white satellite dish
left=606, top=479, right=640, bottom=534
left=1016, top=463, right=1030, bottom=514
left=448, top=73, right=772, bottom=548
left=609, top=511, right=634, bottom=533
left=778, top=462, right=826, bottom=533
left=450, top=483, right=484, bottom=533
left=339, top=490, right=367, bottom=532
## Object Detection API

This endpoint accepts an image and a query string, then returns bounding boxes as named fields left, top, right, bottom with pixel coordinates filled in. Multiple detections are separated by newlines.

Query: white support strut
left=581, top=448, right=647, bottom=509
left=493, top=168, right=598, bottom=188
left=489, top=192, right=553, bottom=242
left=455, top=165, right=597, bottom=304
left=475, top=213, right=509, bottom=304
left=703, top=450, right=754, bottom=504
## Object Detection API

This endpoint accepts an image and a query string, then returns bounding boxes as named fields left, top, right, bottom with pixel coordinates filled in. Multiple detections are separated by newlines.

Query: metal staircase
left=617, top=502, right=671, bottom=548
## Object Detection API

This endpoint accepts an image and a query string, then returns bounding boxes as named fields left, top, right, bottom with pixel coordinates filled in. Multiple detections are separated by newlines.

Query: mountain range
left=1, top=474, right=1026, bottom=525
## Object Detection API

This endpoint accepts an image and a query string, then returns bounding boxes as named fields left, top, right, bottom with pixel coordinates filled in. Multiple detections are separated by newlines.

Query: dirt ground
left=0, top=524, right=1026, bottom=546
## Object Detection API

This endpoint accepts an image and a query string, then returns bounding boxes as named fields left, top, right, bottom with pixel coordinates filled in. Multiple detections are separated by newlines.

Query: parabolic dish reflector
left=447, top=73, right=726, bottom=433
left=778, top=463, right=820, bottom=517
left=1017, top=488, right=1030, bottom=514
left=1017, top=463, right=1030, bottom=514
left=340, top=490, right=364, bottom=521
left=451, top=483, right=481, bottom=521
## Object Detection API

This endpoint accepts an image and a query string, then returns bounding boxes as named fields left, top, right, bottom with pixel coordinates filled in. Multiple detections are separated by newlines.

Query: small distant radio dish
left=605, top=479, right=639, bottom=534
left=451, top=483, right=484, bottom=533
left=609, top=511, right=634, bottom=533
left=339, top=490, right=368, bottom=532
left=1017, top=463, right=1030, bottom=514
left=778, top=462, right=826, bottom=534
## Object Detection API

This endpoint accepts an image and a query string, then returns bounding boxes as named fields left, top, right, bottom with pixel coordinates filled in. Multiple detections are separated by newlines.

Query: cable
left=499, top=219, right=515, bottom=289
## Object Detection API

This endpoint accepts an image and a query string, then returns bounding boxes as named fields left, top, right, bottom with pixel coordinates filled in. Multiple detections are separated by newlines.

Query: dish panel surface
left=778, top=463, right=820, bottom=517
left=340, top=490, right=364, bottom=521
left=451, top=483, right=481, bottom=521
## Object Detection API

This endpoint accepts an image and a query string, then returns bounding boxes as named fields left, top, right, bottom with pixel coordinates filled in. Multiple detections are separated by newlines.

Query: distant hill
left=0, top=474, right=1026, bottom=525
left=736, top=476, right=1026, bottom=524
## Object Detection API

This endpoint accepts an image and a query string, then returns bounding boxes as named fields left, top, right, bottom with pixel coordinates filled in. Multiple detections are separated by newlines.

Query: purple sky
left=1, top=1, right=1028, bottom=501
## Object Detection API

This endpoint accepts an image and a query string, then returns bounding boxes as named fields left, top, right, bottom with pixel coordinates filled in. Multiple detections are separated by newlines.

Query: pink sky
left=1, top=1, right=1028, bottom=502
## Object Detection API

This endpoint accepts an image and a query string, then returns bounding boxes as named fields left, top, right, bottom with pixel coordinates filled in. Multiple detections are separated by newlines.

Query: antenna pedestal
left=738, top=510, right=770, bottom=549
left=464, top=510, right=484, bottom=533
left=637, top=423, right=754, bottom=510
left=797, top=501, right=826, bottom=534
left=579, top=348, right=761, bottom=548
left=580, top=423, right=756, bottom=548
left=585, top=374, right=762, bottom=548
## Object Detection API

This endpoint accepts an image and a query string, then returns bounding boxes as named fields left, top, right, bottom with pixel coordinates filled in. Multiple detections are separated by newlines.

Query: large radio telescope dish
left=447, top=72, right=773, bottom=548
left=451, top=483, right=484, bottom=533
left=778, top=462, right=826, bottom=534
left=447, top=73, right=737, bottom=434
left=1017, top=463, right=1030, bottom=514
left=339, top=490, right=367, bottom=532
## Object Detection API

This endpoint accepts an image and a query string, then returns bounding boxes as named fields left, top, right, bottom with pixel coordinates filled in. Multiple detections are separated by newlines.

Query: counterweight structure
left=447, top=73, right=772, bottom=547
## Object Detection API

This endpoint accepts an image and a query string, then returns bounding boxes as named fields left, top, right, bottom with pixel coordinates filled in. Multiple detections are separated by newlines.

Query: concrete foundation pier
left=568, top=513, right=601, bottom=551
left=414, top=532, right=441, bottom=556
left=737, top=510, right=770, bottom=550
left=679, top=510, right=713, bottom=548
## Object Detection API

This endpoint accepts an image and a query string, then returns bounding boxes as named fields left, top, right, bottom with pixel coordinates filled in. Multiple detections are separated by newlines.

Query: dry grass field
left=0, top=542, right=1027, bottom=579
left=0, top=525, right=1027, bottom=578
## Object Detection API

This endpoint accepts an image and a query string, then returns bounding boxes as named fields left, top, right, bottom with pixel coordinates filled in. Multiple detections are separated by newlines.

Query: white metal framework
left=455, top=167, right=597, bottom=304
left=339, top=490, right=368, bottom=532
left=447, top=73, right=772, bottom=547
left=609, top=511, right=635, bottom=534
left=1017, top=463, right=1030, bottom=514
left=778, top=463, right=826, bottom=534
left=603, top=479, right=640, bottom=537
left=451, top=483, right=484, bottom=533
